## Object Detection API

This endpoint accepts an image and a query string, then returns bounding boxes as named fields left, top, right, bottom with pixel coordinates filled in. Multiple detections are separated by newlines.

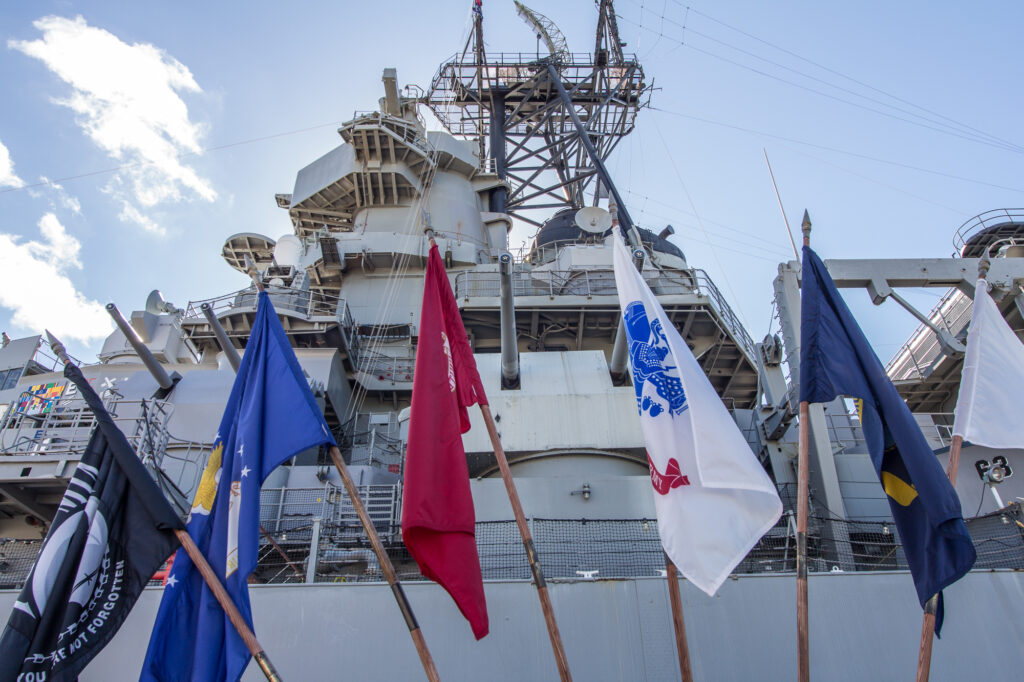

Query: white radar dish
left=575, top=207, right=613, bottom=234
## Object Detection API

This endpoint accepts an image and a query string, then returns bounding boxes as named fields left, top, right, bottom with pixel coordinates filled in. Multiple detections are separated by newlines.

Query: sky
left=1, top=1, right=1022, bottom=368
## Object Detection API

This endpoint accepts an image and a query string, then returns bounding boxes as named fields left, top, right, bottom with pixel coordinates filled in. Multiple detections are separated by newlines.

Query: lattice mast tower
left=427, top=0, right=649, bottom=234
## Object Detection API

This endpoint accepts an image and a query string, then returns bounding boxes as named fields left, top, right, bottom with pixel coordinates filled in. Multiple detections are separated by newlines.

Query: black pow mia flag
left=0, top=363, right=184, bottom=682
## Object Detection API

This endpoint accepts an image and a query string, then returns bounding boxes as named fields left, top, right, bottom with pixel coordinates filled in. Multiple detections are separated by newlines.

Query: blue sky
left=1, top=1, right=1022, bottom=365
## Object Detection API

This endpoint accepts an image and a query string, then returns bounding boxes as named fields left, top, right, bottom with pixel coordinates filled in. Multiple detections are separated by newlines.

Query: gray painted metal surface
left=3, top=572, right=1018, bottom=681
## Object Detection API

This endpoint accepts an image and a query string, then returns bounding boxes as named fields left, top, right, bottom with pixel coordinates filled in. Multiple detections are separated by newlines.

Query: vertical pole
left=664, top=554, right=693, bottom=682
left=306, top=517, right=322, bottom=584
left=796, top=212, right=811, bottom=682
left=797, top=401, right=811, bottom=682
left=916, top=260, right=987, bottom=681
left=172, top=529, right=282, bottom=681
left=329, top=446, right=441, bottom=682
left=479, top=403, right=573, bottom=681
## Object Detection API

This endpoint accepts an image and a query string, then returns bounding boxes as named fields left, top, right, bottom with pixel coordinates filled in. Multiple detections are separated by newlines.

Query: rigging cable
left=616, top=7, right=1024, bottom=155
left=648, top=106, right=1024, bottom=196
left=651, top=115, right=751, bottom=329
left=673, top=2, right=1022, bottom=154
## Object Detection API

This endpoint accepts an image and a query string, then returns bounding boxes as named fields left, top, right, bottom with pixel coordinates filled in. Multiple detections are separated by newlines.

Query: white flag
left=953, top=278, right=1024, bottom=448
left=611, top=232, right=782, bottom=595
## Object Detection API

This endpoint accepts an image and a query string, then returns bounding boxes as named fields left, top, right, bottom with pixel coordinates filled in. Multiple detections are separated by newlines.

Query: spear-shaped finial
left=978, top=257, right=991, bottom=280
left=45, top=330, right=72, bottom=366
left=801, top=210, right=812, bottom=247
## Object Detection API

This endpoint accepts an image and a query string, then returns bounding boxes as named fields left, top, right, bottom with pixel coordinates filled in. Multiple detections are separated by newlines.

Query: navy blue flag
left=800, top=245, right=975, bottom=634
left=140, top=292, right=336, bottom=682
left=0, top=362, right=184, bottom=682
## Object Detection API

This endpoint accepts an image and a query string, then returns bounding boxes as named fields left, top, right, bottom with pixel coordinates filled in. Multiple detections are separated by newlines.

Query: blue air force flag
left=800, top=245, right=975, bottom=634
left=611, top=232, right=782, bottom=596
left=0, top=362, right=184, bottom=682
left=140, top=292, right=336, bottom=682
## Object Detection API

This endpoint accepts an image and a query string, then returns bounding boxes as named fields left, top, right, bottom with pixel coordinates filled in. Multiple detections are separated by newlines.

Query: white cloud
left=9, top=15, right=215, bottom=232
left=118, top=201, right=164, bottom=236
left=0, top=139, right=24, bottom=188
left=30, top=176, right=82, bottom=214
left=0, top=213, right=110, bottom=343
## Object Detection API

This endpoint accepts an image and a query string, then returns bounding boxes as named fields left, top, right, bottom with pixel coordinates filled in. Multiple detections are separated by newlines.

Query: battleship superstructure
left=2, top=3, right=1023, bottom=680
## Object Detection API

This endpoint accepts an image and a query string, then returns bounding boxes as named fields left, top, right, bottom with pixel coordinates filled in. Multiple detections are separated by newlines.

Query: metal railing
left=248, top=503, right=1024, bottom=585
left=453, top=266, right=755, bottom=359
left=339, top=413, right=404, bottom=471
left=0, top=393, right=173, bottom=466
left=259, top=484, right=401, bottom=541
left=5, top=498, right=1020, bottom=588
left=184, top=286, right=352, bottom=322
left=952, top=208, right=1024, bottom=256
left=355, top=346, right=415, bottom=385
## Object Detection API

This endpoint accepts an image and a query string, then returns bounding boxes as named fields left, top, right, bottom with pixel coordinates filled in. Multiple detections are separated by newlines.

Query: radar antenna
left=513, top=1, right=569, bottom=61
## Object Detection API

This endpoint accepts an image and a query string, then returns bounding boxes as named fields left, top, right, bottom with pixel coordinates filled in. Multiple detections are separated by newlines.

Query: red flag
left=401, top=244, right=489, bottom=639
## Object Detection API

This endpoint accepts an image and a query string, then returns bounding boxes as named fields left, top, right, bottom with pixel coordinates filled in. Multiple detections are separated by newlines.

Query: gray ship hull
left=4, top=571, right=1018, bottom=681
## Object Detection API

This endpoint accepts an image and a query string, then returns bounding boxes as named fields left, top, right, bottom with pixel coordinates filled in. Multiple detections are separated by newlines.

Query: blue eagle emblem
left=624, top=300, right=688, bottom=417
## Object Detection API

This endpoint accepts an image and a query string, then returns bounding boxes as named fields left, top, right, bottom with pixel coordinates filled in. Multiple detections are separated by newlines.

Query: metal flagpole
left=914, top=259, right=986, bottom=681
left=664, top=554, right=693, bottom=682
left=796, top=212, right=812, bottom=682
left=423, top=231, right=571, bottom=680
left=46, top=332, right=283, bottom=682
left=241, top=257, right=441, bottom=681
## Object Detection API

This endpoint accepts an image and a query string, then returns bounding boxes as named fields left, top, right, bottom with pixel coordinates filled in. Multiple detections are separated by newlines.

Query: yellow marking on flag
left=854, top=398, right=864, bottom=422
left=191, top=442, right=223, bottom=515
left=882, top=471, right=918, bottom=507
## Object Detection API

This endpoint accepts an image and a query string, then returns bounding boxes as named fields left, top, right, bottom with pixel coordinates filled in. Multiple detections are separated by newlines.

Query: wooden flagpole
left=796, top=212, right=811, bottom=682
left=241, top=257, right=440, bottom=681
left=422, top=230, right=571, bottom=680
left=914, top=259, right=984, bottom=680
left=479, top=404, right=573, bottom=681
left=796, top=401, right=811, bottom=682
left=46, top=331, right=283, bottom=682
left=328, top=447, right=441, bottom=682
left=174, top=529, right=283, bottom=681
left=664, top=554, right=693, bottom=682
left=914, top=435, right=963, bottom=682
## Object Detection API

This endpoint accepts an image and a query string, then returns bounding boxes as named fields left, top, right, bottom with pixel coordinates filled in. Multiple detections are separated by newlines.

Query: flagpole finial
left=45, top=330, right=71, bottom=366
left=801, top=210, right=812, bottom=246
left=978, top=258, right=991, bottom=280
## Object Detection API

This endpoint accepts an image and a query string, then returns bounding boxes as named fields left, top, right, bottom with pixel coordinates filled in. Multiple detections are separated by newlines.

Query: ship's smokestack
left=499, top=252, right=520, bottom=389
left=381, top=68, right=401, bottom=117
left=106, top=303, right=177, bottom=393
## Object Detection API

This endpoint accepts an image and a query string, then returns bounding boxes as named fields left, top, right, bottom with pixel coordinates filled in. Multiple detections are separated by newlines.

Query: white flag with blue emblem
left=612, top=232, right=782, bottom=595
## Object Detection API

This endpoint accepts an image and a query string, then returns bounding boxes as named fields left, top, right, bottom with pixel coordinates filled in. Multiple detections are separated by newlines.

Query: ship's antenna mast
left=472, top=0, right=486, bottom=163
left=426, top=0, right=647, bottom=231
left=595, top=0, right=625, bottom=65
